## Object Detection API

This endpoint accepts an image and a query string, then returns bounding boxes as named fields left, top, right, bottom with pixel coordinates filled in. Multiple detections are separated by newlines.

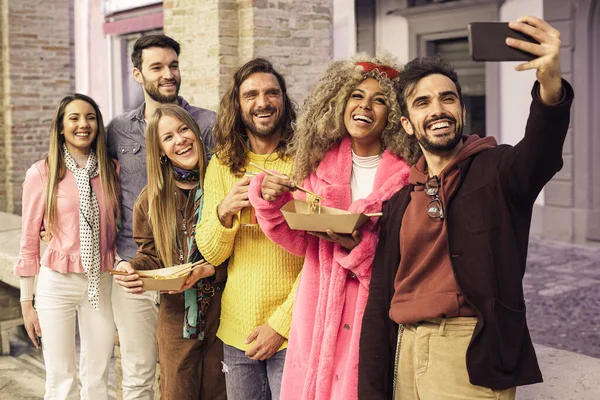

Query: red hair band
left=355, top=61, right=399, bottom=79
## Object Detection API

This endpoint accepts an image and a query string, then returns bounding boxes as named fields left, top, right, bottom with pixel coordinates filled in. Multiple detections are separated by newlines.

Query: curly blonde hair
left=289, top=51, right=420, bottom=182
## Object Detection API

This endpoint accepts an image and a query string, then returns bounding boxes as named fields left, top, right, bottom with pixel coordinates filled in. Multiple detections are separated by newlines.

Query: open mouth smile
left=425, top=115, right=457, bottom=134
left=159, top=80, right=177, bottom=88
left=428, top=121, right=451, bottom=131
left=353, top=114, right=374, bottom=125
left=255, top=112, right=273, bottom=119
left=176, top=145, right=192, bottom=155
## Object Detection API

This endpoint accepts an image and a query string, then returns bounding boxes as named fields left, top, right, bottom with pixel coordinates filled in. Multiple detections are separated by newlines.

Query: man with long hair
left=107, top=34, right=215, bottom=399
left=196, top=58, right=303, bottom=400
left=359, top=17, right=573, bottom=400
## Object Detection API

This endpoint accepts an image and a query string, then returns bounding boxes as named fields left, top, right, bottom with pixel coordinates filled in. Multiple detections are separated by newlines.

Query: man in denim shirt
left=108, top=34, right=215, bottom=400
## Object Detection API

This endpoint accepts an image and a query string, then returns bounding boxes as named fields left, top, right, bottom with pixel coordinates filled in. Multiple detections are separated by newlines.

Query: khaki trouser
left=395, top=317, right=516, bottom=400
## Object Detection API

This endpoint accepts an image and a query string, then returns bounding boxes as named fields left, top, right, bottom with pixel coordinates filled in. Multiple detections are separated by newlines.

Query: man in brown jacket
left=359, top=16, right=573, bottom=400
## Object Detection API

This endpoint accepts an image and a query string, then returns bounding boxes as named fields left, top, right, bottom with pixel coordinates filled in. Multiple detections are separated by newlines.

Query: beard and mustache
left=241, top=105, right=284, bottom=139
left=143, top=76, right=181, bottom=104
left=408, top=113, right=464, bottom=153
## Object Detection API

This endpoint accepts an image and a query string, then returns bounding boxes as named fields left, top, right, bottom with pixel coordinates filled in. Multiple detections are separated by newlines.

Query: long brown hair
left=45, top=94, right=119, bottom=234
left=144, top=104, right=207, bottom=267
left=213, top=58, right=296, bottom=176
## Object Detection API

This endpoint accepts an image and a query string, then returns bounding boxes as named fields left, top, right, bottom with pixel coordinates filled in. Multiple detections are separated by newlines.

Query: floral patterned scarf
left=183, top=186, right=215, bottom=340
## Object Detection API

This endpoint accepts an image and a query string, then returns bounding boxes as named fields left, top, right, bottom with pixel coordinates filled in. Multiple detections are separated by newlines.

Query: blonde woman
left=247, top=53, right=414, bottom=399
left=15, top=94, right=120, bottom=399
left=113, top=104, right=226, bottom=399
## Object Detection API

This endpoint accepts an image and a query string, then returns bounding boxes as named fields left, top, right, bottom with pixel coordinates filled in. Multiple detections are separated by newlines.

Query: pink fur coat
left=248, top=137, right=410, bottom=400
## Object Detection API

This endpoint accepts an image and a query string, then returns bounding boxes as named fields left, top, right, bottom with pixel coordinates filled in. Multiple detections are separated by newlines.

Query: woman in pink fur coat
left=248, top=52, right=418, bottom=400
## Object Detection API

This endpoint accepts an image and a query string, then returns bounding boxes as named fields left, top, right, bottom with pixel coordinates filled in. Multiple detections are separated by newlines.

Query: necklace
left=352, top=150, right=382, bottom=168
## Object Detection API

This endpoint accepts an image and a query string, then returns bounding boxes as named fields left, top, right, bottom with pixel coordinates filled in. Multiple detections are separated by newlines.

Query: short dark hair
left=398, top=55, right=463, bottom=116
left=213, top=58, right=297, bottom=176
left=131, top=35, right=181, bottom=71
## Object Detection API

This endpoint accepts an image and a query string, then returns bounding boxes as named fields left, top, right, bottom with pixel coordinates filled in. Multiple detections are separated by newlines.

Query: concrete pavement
left=0, top=329, right=117, bottom=399
left=524, top=237, right=600, bottom=358
left=1, top=212, right=599, bottom=399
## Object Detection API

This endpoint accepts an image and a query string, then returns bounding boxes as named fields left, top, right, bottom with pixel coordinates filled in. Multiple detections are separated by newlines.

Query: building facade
left=0, top=0, right=75, bottom=215
left=338, top=0, right=599, bottom=245
left=1, top=0, right=333, bottom=214
left=1, top=0, right=598, bottom=245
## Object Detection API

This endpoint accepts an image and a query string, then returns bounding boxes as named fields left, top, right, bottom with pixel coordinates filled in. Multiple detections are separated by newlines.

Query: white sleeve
left=20, top=276, right=36, bottom=302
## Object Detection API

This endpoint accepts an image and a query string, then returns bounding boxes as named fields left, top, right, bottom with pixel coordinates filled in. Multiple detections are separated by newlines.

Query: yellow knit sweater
left=196, top=151, right=303, bottom=351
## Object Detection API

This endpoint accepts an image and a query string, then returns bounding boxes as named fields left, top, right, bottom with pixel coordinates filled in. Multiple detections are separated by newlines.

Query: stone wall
left=162, top=0, right=333, bottom=112
left=0, top=0, right=75, bottom=214
left=540, top=0, right=576, bottom=241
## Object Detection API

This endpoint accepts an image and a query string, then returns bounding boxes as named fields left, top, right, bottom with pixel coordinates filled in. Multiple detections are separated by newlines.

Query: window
left=431, top=37, right=486, bottom=136
left=109, top=29, right=162, bottom=116
left=408, top=0, right=460, bottom=7
left=355, top=0, right=376, bottom=55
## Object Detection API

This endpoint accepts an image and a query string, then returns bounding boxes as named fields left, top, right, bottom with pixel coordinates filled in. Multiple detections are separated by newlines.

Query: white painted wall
left=103, top=0, right=161, bottom=15
left=499, top=0, right=544, bottom=204
left=498, top=0, right=543, bottom=146
left=333, top=0, right=357, bottom=60
left=332, top=0, right=408, bottom=63
left=376, top=0, right=409, bottom=64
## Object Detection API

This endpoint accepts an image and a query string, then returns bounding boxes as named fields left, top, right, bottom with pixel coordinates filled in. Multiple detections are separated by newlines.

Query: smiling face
left=400, top=73, right=465, bottom=154
left=61, top=99, right=98, bottom=155
left=238, top=72, right=284, bottom=139
left=158, top=114, right=200, bottom=170
left=134, top=46, right=181, bottom=103
left=343, top=78, right=389, bottom=156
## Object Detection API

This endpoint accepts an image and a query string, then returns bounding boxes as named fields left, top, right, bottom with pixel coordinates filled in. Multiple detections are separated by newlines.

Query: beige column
left=162, top=0, right=333, bottom=111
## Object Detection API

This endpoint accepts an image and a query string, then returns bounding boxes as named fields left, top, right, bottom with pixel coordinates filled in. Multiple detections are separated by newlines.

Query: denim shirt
left=107, top=97, right=215, bottom=260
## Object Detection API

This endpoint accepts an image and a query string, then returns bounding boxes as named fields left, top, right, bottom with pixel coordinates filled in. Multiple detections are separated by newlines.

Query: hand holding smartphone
left=468, top=22, right=539, bottom=61
left=468, top=16, right=563, bottom=105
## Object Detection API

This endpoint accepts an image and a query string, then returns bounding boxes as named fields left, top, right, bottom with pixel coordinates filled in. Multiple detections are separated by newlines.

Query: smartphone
left=468, top=22, right=539, bottom=62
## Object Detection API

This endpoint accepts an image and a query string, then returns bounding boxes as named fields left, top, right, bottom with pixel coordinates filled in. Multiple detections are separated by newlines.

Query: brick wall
left=163, top=0, right=222, bottom=111
left=251, top=0, right=333, bottom=107
left=0, top=0, right=75, bottom=214
left=0, top=1, right=6, bottom=213
left=162, top=0, right=333, bottom=112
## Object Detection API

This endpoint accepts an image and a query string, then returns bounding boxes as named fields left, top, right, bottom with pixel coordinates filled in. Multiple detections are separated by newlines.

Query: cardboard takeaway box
left=280, top=199, right=370, bottom=234
left=138, top=264, right=191, bottom=291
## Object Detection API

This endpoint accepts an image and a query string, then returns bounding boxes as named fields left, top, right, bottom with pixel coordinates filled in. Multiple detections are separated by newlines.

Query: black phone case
left=468, top=22, right=538, bottom=62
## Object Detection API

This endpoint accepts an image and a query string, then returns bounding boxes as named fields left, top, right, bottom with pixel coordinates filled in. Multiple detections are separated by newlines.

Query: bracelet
left=117, top=259, right=127, bottom=265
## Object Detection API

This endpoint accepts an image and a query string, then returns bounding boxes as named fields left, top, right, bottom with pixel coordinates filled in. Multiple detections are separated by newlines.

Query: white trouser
left=111, top=274, right=159, bottom=400
left=35, top=266, right=115, bottom=400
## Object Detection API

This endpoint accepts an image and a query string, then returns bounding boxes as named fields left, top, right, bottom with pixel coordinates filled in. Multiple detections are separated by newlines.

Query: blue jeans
left=222, top=343, right=286, bottom=400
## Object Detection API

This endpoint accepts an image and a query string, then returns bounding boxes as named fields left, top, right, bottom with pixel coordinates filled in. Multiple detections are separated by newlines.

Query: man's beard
left=143, top=76, right=181, bottom=104
left=241, top=106, right=284, bottom=138
left=410, top=114, right=463, bottom=153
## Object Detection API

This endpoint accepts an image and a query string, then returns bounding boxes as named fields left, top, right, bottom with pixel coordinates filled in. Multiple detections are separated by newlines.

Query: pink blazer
left=14, top=160, right=118, bottom=277
left=249, top=137, right=410, bottom=400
